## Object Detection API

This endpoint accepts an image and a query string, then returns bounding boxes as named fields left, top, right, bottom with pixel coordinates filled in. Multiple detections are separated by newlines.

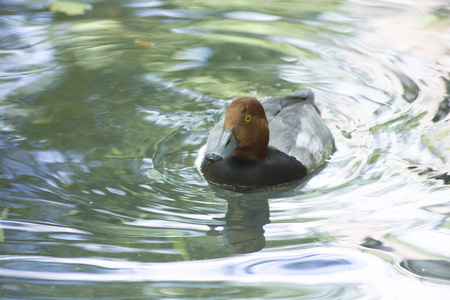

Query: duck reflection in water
left=208, top=191, right=270, bottom=254
left=205, top=173, right=314, bottom=254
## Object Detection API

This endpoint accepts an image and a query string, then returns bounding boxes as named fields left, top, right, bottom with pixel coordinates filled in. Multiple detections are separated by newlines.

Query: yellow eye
left=245, top=115, right=252, bottom=122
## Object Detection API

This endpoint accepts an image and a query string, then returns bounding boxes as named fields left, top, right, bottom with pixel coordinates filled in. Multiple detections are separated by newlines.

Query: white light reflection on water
left=1, top=248, right=449, bottom=299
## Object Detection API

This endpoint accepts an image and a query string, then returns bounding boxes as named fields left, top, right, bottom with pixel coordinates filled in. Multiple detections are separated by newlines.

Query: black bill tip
left=206, top=153, right=223, bottom=162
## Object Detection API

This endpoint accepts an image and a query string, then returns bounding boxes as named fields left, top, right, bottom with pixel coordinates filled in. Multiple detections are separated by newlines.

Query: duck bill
left=206, top=126, right=239, bottom=162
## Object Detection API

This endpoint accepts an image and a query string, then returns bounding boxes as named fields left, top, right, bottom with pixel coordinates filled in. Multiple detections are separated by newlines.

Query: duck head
left=207, top=97, right=269, bottom=161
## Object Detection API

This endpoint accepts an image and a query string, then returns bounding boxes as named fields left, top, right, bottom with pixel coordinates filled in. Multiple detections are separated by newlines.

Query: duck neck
left=231, top=137, right=269, bottom=161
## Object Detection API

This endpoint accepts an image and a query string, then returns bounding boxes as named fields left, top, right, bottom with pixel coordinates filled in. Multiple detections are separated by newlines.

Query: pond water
left=1, top=0, right=450, bottom=299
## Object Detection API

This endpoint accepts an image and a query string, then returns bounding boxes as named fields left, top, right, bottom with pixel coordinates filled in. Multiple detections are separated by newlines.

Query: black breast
left=201, top=148, right=307, bottom=193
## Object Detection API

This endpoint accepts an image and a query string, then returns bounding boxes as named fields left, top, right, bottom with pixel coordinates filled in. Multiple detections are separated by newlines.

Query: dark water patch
left=241, top=253, right=360, bottom=276
left=401, top=260, right=450, bottom=281
left=432, top=77, right=450, bottom=122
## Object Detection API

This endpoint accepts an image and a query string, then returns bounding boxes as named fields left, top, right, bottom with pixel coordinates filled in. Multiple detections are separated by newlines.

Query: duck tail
left=294, top=89, right=321, bottom=115
left=293, top=89, right=314, bottom=103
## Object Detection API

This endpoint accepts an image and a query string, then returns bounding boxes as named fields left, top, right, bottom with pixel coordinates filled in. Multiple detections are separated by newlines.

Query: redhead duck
left=200, top=90, right=335, bottom=192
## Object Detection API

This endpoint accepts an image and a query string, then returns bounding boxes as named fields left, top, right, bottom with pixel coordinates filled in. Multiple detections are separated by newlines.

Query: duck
left=199, top=89, right=335, bottom=193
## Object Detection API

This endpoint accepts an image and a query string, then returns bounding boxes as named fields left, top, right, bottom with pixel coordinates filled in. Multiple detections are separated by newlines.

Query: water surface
left=1, top=0, right=449, bottom=299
